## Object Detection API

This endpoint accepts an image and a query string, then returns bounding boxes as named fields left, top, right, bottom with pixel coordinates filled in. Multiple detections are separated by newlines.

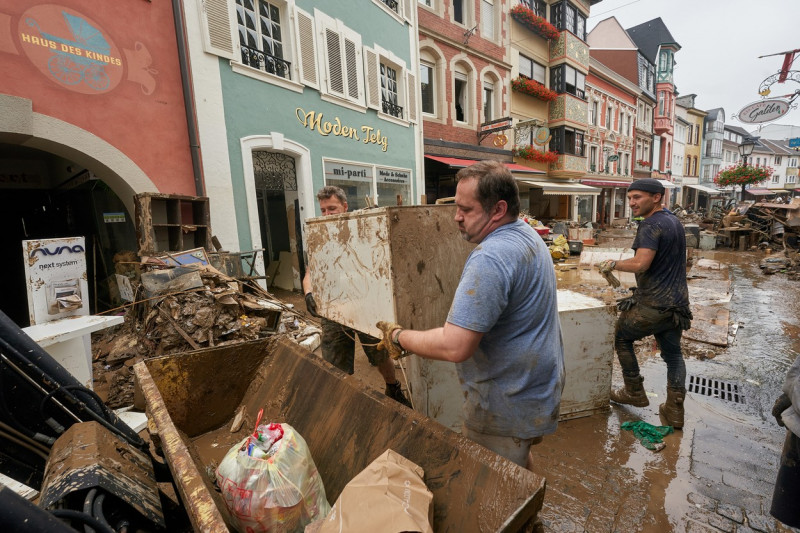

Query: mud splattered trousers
left=614, top=304, right=686, bottom=389
left=771, top=430, right=800, bottom=527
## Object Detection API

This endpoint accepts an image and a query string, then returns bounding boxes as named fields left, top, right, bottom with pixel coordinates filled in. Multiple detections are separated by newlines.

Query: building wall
left=0, top=0, right=196, bottom=205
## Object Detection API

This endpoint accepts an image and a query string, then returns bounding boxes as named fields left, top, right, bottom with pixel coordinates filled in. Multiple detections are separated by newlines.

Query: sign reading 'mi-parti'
left=737, top=98, right=790, bottom=124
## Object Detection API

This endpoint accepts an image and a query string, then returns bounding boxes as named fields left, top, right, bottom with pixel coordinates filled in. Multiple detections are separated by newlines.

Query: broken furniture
left=134, top=193, right=212, bottom=256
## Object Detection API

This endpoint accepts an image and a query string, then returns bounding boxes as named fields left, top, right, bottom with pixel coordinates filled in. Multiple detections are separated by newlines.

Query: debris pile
left=760, top=250, right=800, bottom=279
left=92, top=258, right=321, bottom=407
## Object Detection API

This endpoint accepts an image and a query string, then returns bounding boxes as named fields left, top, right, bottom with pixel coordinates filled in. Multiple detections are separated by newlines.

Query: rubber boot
left=610, top=375, right=650, bottom=407
left=659, top=387, right=686, bottom=429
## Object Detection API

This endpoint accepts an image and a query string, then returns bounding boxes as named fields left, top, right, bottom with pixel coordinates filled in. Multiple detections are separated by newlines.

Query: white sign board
left=323, top=161, right=374, bottom=183
left=376, top=167, right=411, bottom=185
left=737, top=98, right=790, bottom=124
left=23, top=237, right=89, bottom=325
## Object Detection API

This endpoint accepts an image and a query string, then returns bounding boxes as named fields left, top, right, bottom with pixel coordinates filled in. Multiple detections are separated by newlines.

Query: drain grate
left=687, top=375, right=745, bottom=404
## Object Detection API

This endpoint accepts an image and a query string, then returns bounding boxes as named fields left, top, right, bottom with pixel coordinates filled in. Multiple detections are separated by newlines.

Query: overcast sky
left=586, top=0, right=800, bottom=130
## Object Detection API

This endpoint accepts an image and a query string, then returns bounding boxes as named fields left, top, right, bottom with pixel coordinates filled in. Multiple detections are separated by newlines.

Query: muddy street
left=530, top=248, right=800, bottom=532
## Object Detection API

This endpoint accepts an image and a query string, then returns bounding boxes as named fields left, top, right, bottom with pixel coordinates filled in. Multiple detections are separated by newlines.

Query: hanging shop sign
left=323, top=161, right=374, bottom=183
left=23, top=237, right=89, bottom=325
left=376, top=167, right=410, bottom=185
left=788, top=137, right=800, bottom=148
left=737, top=98, right=790, bottom=124
left=296, top=108, right=389, bottom=152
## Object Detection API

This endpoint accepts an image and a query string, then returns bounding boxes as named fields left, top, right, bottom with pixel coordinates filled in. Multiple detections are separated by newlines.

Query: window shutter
left=199, top=0, right=236, bottom=59
left=294, top=7, right=318, bottom=88
left=481, top=1, right=495, bottom=40
left=363, top=47, right=380, bottom=110
left=406, top=70, right=418, bottom=123
left=402, top=0, right=414, bottom=23
left=344, top=38, right=360, bottom=100
left=325, top=28, right=345, bottom=96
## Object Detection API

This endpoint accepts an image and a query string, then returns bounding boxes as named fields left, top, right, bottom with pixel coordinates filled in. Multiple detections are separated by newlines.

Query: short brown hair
left=316, top=185, right=348, bottom=205
left=455, top=160, right=520, bottom=218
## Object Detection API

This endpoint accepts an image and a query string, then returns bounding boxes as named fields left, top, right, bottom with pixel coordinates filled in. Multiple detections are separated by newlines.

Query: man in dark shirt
left=596, top=178, right=692, bottom=428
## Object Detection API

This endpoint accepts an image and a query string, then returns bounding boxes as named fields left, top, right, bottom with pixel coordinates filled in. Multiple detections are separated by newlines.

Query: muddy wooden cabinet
left=134, top=193, right=212, bottom=256
left=304, top=205, right=474, bottom=337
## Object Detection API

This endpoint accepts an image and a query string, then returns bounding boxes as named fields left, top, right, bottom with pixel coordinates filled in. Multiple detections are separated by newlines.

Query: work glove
left=375, top=321, right=407, bottom=360
left=304, top=293, right=321, bottom=318
left=596, top=260, right=620, bottom=288
left=772, top=393, right=792, bottom=427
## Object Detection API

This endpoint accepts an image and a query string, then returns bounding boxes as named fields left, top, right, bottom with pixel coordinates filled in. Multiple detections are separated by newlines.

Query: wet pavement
left=281, top=245, right=800, bottom=532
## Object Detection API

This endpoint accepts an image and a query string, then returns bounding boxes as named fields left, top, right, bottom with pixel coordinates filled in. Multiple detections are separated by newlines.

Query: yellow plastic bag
left=216, top=423, right=330, bottom=532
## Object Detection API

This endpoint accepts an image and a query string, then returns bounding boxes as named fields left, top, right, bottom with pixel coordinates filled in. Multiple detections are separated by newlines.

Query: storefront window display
left=576, top=195, right=593, bottom=224
left=323, top=159, right=412, bottom=209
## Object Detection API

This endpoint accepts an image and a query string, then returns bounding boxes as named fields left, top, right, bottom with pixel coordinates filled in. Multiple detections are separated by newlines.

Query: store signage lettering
left=737, top=98, right=789, bottom=124
left=30, top=244, right=86, bottom=259
left=296, top=108, right=389, bottom=152
left=323, top=161, right=373, bottom=183
left=377, top=167, right=410, bottom=184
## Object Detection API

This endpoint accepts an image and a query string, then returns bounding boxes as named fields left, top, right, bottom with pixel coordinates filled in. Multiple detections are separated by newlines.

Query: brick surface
left=746, top=513, right=776, bottom=533
left=718, top=503, right=745, bottom=524
left=688, top=491, right=718, bottom=512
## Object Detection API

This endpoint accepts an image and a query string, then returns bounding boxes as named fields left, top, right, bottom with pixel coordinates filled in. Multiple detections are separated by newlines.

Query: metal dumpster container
left=133, top=337, right=544, bottom=532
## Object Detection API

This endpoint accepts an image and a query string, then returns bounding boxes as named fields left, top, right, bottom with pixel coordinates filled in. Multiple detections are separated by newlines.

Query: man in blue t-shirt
left=596, top=178, right=692, bottom=429
left=376, top=160, right=565, bottom=469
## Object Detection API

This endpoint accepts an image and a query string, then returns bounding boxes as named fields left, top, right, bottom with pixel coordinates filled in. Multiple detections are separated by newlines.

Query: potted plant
left=511, top=76, right=558, bottom=102
left=509, top=5, right=560, bottom=40
left=714, top=163, right=773, bottom=198
left=514, top=145, right=560, bottom=164
left=636, top=159, right=651, bottom=168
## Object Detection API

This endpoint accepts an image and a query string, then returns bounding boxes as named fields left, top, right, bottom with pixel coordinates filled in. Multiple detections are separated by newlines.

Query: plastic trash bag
left=215, top=422, right=330, bottom=532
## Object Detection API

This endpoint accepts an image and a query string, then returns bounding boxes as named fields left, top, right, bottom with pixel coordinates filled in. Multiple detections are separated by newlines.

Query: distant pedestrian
left=595, top=178, right=692, bottom=428
left=770, top=354, right=800, bottom=528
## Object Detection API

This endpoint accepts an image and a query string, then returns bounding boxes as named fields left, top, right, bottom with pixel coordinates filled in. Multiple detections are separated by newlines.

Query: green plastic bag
left=621, top=420, right=674, bottom=452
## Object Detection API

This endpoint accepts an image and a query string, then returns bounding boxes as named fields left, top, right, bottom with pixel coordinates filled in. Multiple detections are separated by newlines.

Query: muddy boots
left=610, top=375, right=650, bottom=407
left=659, top=387, right=686, bottom=429
left=385, top=381, right=412, bottom=409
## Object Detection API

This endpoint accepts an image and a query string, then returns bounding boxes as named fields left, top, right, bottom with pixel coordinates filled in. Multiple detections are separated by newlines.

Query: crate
left=305, top=205, right=475, bottom=338
left=134, top=193, right=212, bottom=256
left=407, top=290, right=617, bottom=431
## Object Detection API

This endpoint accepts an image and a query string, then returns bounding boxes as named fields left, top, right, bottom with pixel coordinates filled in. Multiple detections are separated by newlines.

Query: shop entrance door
left=252, top=151, right=300, bottom=287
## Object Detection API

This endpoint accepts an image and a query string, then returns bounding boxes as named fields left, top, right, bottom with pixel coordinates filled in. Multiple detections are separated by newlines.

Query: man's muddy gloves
left=304, top=293, right=321, bottom=318
left=772, top=393, right=792, bottom=427
left=596, top=260, right=621, bottom=288
left=672, top=306, right=694, bottom=331
left=376, top=321, right=407, bottom=360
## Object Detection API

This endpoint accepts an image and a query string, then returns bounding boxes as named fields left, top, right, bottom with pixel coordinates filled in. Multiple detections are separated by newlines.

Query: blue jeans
left=614, top=304, right=686, bottom=389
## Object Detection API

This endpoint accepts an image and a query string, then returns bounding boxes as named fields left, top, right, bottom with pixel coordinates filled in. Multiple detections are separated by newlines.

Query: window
left=589, top=100, right=598, bottom=125
left=236, top=0, right=291, bottom=79
left=453, top=0, right=465, bottom=24
left=419, top=0, right=432, bottom=5
left=317, top=13, right=364, bottom=105
left=454, top=73, right=468, bottom=123
left=605, top=105, right=612, bottom=130
left=637, top=53, right=655, bottom=94
left=589, top=145, right=598, bottom=171
left=623, top=153, right=630, bottom=175
left=789, top=158, right=798, bottom=168
left=551, top=1, right=586, bottom=40
left=773, top=174, right=780, bottom=184
left=693, top=125, right=699, bottom=144
left=483, top=81, right=494, bottom=122
left=658, top=91, right=665, bottom=116
left=519, top=54, right=546, bottom=84
left=420, top=63, right=435, bottom=115
left=380, top=63, right=401, bottom=118
left=550, top=63, right=585, bottom=99
left=775, top=156, right=782, bottom=165
left=521, top=0, right=546, bottom=17
left=788, top=174, right=797, bottom=184
left=481, top=0, right=495, bottom=40
left=549, top=126, right=585, bottom=156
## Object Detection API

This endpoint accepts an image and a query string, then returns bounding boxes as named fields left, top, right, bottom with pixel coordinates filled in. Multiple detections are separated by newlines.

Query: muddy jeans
left=320, top=318, right=387, bottom=375
left=463, top=426, right=543, bottom=468
left=615, top=304, right=686, bottom=389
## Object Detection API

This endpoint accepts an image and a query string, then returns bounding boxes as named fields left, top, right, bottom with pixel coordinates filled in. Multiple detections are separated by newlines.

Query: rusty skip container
left=134, top=337, right=545, bottom=532
left=304, top=205, right=475, bottom=338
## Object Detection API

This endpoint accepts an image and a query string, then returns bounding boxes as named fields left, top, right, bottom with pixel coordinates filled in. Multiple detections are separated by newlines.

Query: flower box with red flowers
left=514, top=145, right=559, bottom=164
left=636, top=159, right=651, bottom=168
left=511, top=77, right=558, bottom=102
left=510, top=5, right=560, bottom=40
left=714, top=163, right=773, bottom=187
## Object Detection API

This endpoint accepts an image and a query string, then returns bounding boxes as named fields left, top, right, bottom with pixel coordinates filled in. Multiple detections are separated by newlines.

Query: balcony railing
left=379, top=0, right=399, bottom=12
left=382, top=100, right=404, bottom=119
left=240, top=45, right=291, bottom=80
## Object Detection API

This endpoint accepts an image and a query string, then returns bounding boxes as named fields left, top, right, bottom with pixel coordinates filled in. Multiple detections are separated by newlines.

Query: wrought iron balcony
left=379, top=0, right=399, bottom=12
left=382, top=100, right=404, bottom=119
left=240, top=45, right=291, bottom=80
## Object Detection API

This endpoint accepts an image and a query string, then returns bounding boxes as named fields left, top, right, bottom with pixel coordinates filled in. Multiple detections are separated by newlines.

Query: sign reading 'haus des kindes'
left=296, top=108, right=389, bottom=152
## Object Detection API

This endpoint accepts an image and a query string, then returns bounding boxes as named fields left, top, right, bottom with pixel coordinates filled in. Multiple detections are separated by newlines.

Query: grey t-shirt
left=447, top=219, right=565, bottom=439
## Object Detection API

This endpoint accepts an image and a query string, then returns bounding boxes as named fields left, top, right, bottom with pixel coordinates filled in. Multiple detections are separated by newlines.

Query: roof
left=724, top=124, right=751, bottom=137
left=760, top=138, right=793, bottom=155
left=625, top=18, right=681, bottom=63
left=705, top=108, right=725, bottom=121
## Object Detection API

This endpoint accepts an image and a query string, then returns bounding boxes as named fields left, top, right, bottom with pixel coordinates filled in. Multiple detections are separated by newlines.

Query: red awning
left=746, top=188, right=778, bottom=195
left=425, top=155, right=544, bottom=174
left=581, top=179, right=631, bottom=188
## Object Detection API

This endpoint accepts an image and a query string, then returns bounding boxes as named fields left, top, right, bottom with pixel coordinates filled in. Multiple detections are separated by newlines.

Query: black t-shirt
left=631, top=209, right=689, bottom=308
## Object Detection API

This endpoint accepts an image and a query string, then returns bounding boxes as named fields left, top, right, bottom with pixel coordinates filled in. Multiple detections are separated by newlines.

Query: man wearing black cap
left=596, top=178, right=692, bottom=428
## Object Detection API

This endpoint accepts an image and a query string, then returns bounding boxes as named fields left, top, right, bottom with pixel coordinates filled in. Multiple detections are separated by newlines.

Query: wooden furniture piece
left=134, top=193, right=212, bottom=256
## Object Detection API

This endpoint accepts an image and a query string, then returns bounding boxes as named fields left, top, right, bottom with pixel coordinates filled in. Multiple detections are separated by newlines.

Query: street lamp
left=737, top=137, right=757, bottom=200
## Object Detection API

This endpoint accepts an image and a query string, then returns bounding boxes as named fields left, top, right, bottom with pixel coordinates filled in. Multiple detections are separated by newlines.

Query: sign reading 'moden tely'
left=737, top=98, right=790, bottom=124
left=23, top=237, right=89, bottom=325
left=296, top=108, right=389, bottom=152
